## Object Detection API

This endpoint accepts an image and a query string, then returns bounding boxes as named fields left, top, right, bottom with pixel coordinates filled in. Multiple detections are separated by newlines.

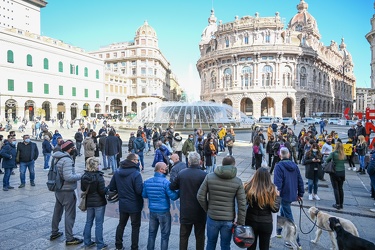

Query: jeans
left=219, top=139, right=224, bottom=151
left=206, top=216, right=233, bottom=250
left=107, top=155, right=117, bottom=172
left=277, top=199, right=300, bottom=245
left=330, top=173, right=345, bottom=206
left=359, top=155, right=365, bottom=170
left=84, top=205, right=106, bottom=249
left=19, top=160, right=35, bottom=184
left=76, top=141, right=82, bottom=155
left=137, top=152, right=144, bottom=170
left=308, top=170, right=319, bottom=194
left=43, top=153, right=51, bottom=169
left=3, top=168, right=13, bottom=188
left=228, top=146, right=233, bottom=156
left=115, top=211, right=141, bottom=250
left=147, top=211, right=171, bottom=250
left=101, top=151, right=108, bottom=169
left=180, top=223, right=205, bottom=250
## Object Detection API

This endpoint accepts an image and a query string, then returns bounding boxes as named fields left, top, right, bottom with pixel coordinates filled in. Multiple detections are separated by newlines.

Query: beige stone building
left=197, top=0, right=356, bottom=119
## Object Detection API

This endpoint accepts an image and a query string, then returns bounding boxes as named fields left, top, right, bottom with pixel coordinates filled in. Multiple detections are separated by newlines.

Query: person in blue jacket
left=51, top=130, right=62, bottom=147
left=42, top=135, right=53, bottom=170
left=151, top=141, right=170, bottom=168
left=1, top=135, right=17, bottom=191
left=142, top=162, right=179, bottom=250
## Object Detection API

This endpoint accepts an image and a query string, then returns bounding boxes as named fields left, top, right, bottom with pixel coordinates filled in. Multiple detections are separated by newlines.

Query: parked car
left=281, top=117, right=294, bottom=125
left=328, top=118, right=340, bottom=125
left=258, top=116, right=274, bottom=123
left=301, top=117, right=315, bottom=125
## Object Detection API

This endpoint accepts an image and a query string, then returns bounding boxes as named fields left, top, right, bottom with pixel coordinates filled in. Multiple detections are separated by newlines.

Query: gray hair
left=188, top=152, right=201, bottom=166
left=280, top=147, right=290, bottom=159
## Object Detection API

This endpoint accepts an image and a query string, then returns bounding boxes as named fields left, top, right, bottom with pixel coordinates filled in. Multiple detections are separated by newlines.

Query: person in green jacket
left=325, top=141, right=346, bottom=210
left=197, top=156, right=246, bottom=250
left=182, top=134, right=195, bottom=167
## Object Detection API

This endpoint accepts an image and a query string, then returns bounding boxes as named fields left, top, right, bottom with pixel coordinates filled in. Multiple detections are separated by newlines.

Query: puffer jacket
left=142, top=172, right=179, bottom=213
left=0, top=141, right=17, bottom=169
left=107, top=159, right=143, bottom=213
left=197, top=165, right=246, bottom=225
left=182, top=139, right=195, bottom=156
left=81, top=171, right=107, bottom=207
left=172, top=135, right=183, bottom=152
left=152, top=145, right=170, bottom=168
left=274, top=159, right=304, bottom=202
left=52, top=151, right=81, bottom=191
left=83, top=137, right=96, bottom=158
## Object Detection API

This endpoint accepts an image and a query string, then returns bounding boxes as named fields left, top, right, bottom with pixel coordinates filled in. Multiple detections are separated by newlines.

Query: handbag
left=323, top=161, right=336, bottom=174
left=78, top=183, right=90, bottom=212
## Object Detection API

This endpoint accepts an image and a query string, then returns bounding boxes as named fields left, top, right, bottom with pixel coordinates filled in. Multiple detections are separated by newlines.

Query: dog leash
left=297, top=200, right=333, bottom=234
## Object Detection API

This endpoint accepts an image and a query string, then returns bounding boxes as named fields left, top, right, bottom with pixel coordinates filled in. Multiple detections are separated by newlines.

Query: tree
left=36, top=108, right=46, bottom=118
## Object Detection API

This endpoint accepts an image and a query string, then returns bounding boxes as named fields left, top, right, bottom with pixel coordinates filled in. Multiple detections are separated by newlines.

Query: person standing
left=217, top=127, right=226, bottom=152
left=128, top=132, right=136, bottom=154
left=50, top=140, right=83, bottom=245
left=253, top=136, right=265, bottom=170
left=345, top=138, right=356, bottom=171
left=325, top=142, right=347, bottom=210
left=152, top=140, right=171, bottom=168
left=142, top=162, right=179, bottom=250
left=304, top=143, right=323, bottom=201
left=83, top=132, right=96, bottom=163
left=74, top=128, right=83, bottom=156
left=1, top=135, right=17, bottom=191
left=347, top=125, right=356, bottom=141
left=244, top=167, right=281, bottom=250
left=182, top=134, right=195, bottom=167
left=133, top=132, right=146, bottom=172
left=105, top=130, right=121, bottom=175
left=286, top=129, right=298, bottom=163
left=169, top=153, right=186, bottom=183
left=170, top=152, right=207, bottom=250
left=42, top=135, right=53, bottom=170
left=52, top=130, right=62, bottom=148
left=151, top=127, right=160, bottom=153
left=225, top=131, right=234, bottom=156
left=356, top=135, right=368, bottom=174
left=81, top=157, right=107, bottom=249
left=319, top=119, right=326, bottom=134
left=172, top=133, right=183, bottom=161
left=98, top=132, right=108, bottom=170
left=107, top=153, right=144, bottom=250
left=274, top=147, right=304, bottom=249
left=17, top=134, right=39, bottom=188
left=266, top=135, right=275, bottom=168
left=115, top=133, right=123, bottom=169
left=355, top=120, right=366, bottom=144
left=197, top=156, right=246, bottom=250
left=204, top=137, right=217, bottom=173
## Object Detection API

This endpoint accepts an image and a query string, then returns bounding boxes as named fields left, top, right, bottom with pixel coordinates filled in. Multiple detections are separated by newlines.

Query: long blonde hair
left=358, top=135, right=367, bottom=146
left=334, top=142, right=346, bottom=160
left=244, top=167, right=277, bottom=209
left=86, top=157, right=100, bottom=172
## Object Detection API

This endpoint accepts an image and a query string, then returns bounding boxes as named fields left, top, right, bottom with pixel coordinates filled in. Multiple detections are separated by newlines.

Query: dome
left=135, top=20, right=157, bottom=38
left=288, top=0, right=320, bottom=39
left=200, top=9, right=218, bottom=46
left=131, top=101, right=253, bottom=129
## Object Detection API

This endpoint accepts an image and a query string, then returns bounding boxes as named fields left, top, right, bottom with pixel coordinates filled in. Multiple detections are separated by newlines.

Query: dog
left=329, top=217, right=375, bottom=250
left=308, top=206, right=359, bottom=250
left=277, top=215, right=299, bottom=250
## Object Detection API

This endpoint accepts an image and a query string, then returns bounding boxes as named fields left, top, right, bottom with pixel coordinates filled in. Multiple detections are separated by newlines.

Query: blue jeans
left=359, top=155, right=365, bottom=170
left=107, top=155, right=117, bottom=172
left=3, top=168, right=13, bottom=188
left=206, top=216, right=233, bottom=250
left=219, top=139, right=224, bottom=151
left=277, top=199, right=300, bottom=244
left=137, top=152, right=144, bottom=170
left=101, top=151, right=107, bottom=169
left=147, top=211, right=171, bottom=250
left=308, top=170, right=319, bottom=194
left=83, top=205, right=106, bottom=249
left=43, top=153, right=51, bottom=169
left=19, top=160, right=35, bottom=184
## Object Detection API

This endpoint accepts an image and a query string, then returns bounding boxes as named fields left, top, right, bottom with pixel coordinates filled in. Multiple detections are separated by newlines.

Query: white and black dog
left=329, top=217, right=375, bottom=250
left=277, top=215, right=299, bottom=250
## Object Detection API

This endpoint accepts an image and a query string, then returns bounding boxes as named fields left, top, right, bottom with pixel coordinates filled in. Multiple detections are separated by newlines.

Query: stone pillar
left=274, top=98, right=283, bottom=118
left=253, top=97, right=262, bottom=119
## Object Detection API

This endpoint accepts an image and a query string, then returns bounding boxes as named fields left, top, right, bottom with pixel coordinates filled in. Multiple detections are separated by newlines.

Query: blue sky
left=41, top=0, right=373, bottom=99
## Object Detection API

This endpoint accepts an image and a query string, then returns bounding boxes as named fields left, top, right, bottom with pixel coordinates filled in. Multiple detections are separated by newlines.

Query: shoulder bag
left=78, top=183, right=90, bottom=212
left=323, top=161, right=336, bottom=174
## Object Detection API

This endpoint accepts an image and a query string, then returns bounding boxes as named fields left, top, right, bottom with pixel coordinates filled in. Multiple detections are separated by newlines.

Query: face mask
left=312, top=149, right=318, bottom=152
left=164, top=169, right=169, bottom=175
left=210, top=142, right=213, bottom=144
left=24, top=139, right=30, bottom=143
left=12, top=141, right=17, bottom=146
left=169, top=159, right=174, bottom=165
left=326, top=141, right=331, bottom=145
left=189, top=138, right=193, bottom=141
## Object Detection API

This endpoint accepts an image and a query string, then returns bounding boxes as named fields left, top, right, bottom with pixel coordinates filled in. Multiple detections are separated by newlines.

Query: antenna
left=212, top=0, right=214, bottom=10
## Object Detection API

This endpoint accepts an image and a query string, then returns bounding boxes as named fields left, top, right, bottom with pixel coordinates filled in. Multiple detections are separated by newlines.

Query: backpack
left=253, top=145, right=260, bottom=154
left=46, top=155, right=70, bottom=192
left=277, top=142, right=286, bottom=157
left=273, top=142, right=285, bottom=157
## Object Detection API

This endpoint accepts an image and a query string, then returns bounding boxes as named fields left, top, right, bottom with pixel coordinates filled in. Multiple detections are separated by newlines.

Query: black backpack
left=46, top=155, right=70, bottom=192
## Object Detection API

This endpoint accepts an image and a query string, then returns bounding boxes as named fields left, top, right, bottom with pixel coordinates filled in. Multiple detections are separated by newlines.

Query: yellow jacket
left=218, top=129, right=226, bottom=140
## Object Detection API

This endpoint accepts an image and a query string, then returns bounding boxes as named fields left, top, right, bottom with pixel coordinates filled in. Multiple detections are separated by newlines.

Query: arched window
left=96, top=70, right=100, bottom=79
left=84, top=67, right=88, bottom=77
left=318, top=72, right=322, bottom=91
left=26, top=54, right=32, bottom=66
left=313, top=69, right=316, bottom=87
left=211, top=71, right=216, bottom=90
left=58, top=61, right=63, bottom=72
left=202, top=73, right=207, bottom=91
left=7, top=50, right=14, bottom=63
left=225, top=37, right=229, bottom=48
left=300, top=67, right=307, bottom=87
left=223, top=68, right=232, bottom=88
left=244, top=34, right=249, bottom=44
left=295, top=24, right=303, bottom=31
left=283, top=66, right=292, bottom=86
left=241, top=66, right=253, bottom=87
left=262, top=65, right=273, bottom=87
left=43, top=58, right=49, bottom=70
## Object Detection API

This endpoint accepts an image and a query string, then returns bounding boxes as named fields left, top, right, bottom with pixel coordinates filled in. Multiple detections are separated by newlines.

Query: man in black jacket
left=170, top=152, right=207, bottom=250
left=169, top=153, right=186, bottom=183
left=17, top=134, right=39, bottom=188
left=347, top=125, right=356, bottom=140
left=355, top=121, right=366, bottom=144
left=74, top=128, right=83, bottom=156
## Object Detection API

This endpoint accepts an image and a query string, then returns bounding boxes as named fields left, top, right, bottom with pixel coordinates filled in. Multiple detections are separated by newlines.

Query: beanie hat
left=61, top=140, right=74, bottom=151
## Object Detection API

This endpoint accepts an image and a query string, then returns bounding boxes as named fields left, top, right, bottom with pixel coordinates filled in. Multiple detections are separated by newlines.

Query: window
left=300, top=67, right=307, bottom=87
left=283, top=66, right=292, bottom=86
left=141, top=67, right=146, bottom=75
left=241, top=66, right=253, bottom=87
left=225, top=37, right=229, bottom=48
left=72, top=87, right=76, bottom=96
left=43, top=58, right=49, bottom=69
left=59, top=85, right=63, bottom=95
left=223, top=68, right=232, bottom=88
left=44, top=83, right=49, bottom=94
left=70, top=64, right=75, bottom=74
left=75, top=65, right=79, bottom=75
left=262, top=65, right=273, bottom=86
left=211, top=71, right=216, bottom=90
left=295, top=24, right=303, bottom=31
left=58, top=61, right=63, bottom=72
left=96, top=70, right=99, bottom=79
left=27, top=81, right=33, bottom=93
left=244, top=35, right=249, bottom=44
left=7, top=50, right=14, bottom=63
left=84, top=89, right=88, bottom=97
left=84, top=67, right=88, bottom=77
left=26, top=54, right=32, bottom=66
left=96, top=90, right=99, bottom=99
left=8, top=79, right=14, bottom=91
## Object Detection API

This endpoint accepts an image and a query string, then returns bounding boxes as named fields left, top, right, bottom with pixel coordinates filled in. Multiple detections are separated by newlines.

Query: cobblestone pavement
left=0, top=123, right=374, bottom=249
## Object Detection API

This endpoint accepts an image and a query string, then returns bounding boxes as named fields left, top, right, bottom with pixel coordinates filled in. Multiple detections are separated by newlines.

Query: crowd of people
left=1, top=118, right=375, bottom=250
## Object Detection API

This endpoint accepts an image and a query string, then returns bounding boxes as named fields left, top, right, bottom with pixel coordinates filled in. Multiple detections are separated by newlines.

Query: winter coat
left=133, top=137, right=146, bottom=154
left=169, top=161, right=186, bottom=183
left=142, top=172, right=179, bottom=213
left=266, top=140, right=275, bottom=155
left=304, top=152, right=323, bottom=180
left=42, top=139, right=53, bottom=154
left=356, top=125, right=366, bottom=137
left=17, top=142, right=39, bottom=163
left=52, top=133, right=62, bottom=147
left=105, top=135, right=120, bottom=156
left=83, top=137, right=96, bottom=158
left=81, top=171, right=107, bottom=207
left=172, top=135, right=183, bottom=152
left=128, top=136, right=136, bottom=152
left=0, top=141, right=17, bottom=169
left=74, top=131, right=83, bottom=143
left=152, top=131, right=160, bottom=142
left=99, top=136, right=107, bottom=153
left=204, top=143, right=216, bottom=167
left=197, top=164, right=246, bottom=225
left=52, top=151, right=81, bottom=191
left=246, top=196, right=281, bottom=224
left=107, top=159, right=143, bottom=213
left=274, top=159, right=304, bottom=203
left=182, top=139, right=195, bottom=156
left=367, top=151, right=375, bottom=176
left=170, top=165, right=207, bottom=224
left=347, top=128, right=356, bottom=139
left=152, top=145, right=170, bottom=168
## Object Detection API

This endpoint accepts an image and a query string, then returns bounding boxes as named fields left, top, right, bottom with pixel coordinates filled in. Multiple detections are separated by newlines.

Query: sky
left=41, top=0, right=374, bottom=100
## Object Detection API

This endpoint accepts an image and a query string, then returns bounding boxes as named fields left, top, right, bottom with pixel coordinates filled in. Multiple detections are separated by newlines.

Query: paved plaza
left=0, top=123, right=375, bottom=249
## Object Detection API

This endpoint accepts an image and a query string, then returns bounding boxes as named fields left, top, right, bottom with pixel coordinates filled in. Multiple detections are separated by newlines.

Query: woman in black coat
left=304, top=143, right=323, bottom=201
left=1, top=137, right=17, bottom=191
left=81, top=157, right=107, bottom=249
left=204, top=137, right=217, bottom=173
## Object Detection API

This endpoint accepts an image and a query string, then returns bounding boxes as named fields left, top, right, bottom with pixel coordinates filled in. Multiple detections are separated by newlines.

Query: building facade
left=89, top=21, right=182, bottom=117
left=197, top=0, right=356, bottom=119
left=0, top=0, right=105, bottom=122
left=356, top=88, right=375, bottom=113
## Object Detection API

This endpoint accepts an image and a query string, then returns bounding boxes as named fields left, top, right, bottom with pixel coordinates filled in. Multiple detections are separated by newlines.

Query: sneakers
left=108, top=172, right=114, bottom=175
left=284, top=242, right=293, bottom=249
left=276, top=234, right=282, bottom=238
left=43, top=168, right=50, bottom=171
left=370, top=209, right=375, bottom=213
left=314, top=194, right=321, bottom=201
left=66, top=237, right=83, bottom=245
left=85, top=241, right=96, bottom=248
left=3, top=187, right=8, bottom=191
left=50, top=232, right=63, bottom=240
left=30, top=182, right=35, bottom=186
left=352, top=167, right=357, bottom=171
left=18, top=184, right=25, bottom=188
left=308, top=194, right=313, bottom=201
left=347, top=167, right=352, bottom=171
left=7, top=186, right=14, bottom=189
left=100, top=244, right=108, bottom=250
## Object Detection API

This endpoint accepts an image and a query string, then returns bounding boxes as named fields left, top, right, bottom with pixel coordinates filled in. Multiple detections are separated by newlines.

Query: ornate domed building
left=197, top=0, right=356, bottom=119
